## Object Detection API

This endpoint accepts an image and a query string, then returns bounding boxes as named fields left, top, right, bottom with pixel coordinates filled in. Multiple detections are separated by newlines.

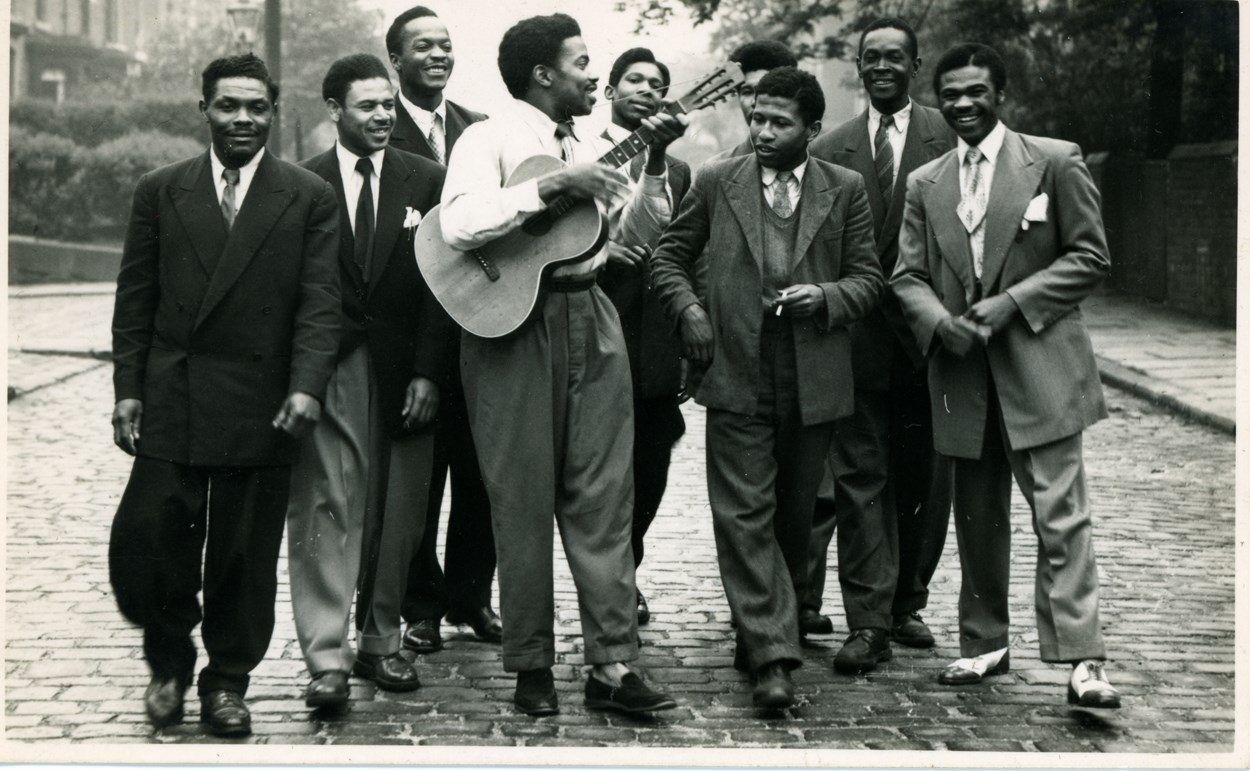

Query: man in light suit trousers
left=382, top=4, right=502, bottom=653
left=891, top=43, right=1120, bottom=708
left=651, top=68, right=882, bottom=709
left=287, top=54, right=452, bottom=711
left=109, top=54, right=340, bottom=736
left=805, top=17, right=955, bottom=672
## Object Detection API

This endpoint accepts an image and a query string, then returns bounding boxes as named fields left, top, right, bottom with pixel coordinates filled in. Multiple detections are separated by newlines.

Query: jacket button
left=262, top=306, right=272, bottom=315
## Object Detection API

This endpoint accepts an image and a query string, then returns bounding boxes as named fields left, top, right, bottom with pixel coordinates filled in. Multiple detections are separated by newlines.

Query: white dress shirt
left=399, top=92, right=447, bottom=158
left=868, top=98, right=912, bottom=188
left=956, top=120, right=1007, bottom=201
left=335, top=142, right=385, bottom=236
left=440, top=99, right=671, bottom=277
left=604, top=121, right=672, bottom=215
left=210, top=146, right=265, bottom=210
left=760, top=157, right=808, bottom=210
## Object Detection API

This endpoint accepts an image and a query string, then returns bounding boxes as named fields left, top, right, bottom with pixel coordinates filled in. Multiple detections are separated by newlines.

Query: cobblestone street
left=3, top=347, right=1237, bottom=758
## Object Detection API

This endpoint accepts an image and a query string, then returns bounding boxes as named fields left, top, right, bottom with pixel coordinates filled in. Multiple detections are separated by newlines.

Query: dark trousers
left=109, top=457, right=289, bottom=696
left=631, top=396, right=685, bottom=570
left=400, top=383, right=496, bottom=623
left=707, top=316, right=833, bottom=671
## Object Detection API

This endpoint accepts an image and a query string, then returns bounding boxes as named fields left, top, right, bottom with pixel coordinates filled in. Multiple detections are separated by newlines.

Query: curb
left=1097, top=356, right=1235, bottom=436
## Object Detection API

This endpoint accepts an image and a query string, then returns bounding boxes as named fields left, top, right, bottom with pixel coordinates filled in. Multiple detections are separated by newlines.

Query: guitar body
left=415, top=154, right=608, bottom=339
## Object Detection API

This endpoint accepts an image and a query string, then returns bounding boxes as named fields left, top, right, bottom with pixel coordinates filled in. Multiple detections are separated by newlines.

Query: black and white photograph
left=3, top=0, right=1241, bottom=764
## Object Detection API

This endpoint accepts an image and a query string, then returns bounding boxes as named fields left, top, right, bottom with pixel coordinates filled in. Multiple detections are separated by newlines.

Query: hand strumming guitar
left=641, top=112, right=690, bottom=176
left=538, top=164, right=631, bottom=209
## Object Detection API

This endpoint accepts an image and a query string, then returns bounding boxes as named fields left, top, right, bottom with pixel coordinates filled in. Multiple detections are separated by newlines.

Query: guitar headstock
left=672, top=61, right=746, bottom=115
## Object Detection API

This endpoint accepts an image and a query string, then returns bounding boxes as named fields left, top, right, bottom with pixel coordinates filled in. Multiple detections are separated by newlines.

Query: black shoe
left=891, top=611, right=936, bottom=648
left=445, top=606, right=503, bottom=643
left=585, top=672, right=676, bottom=714
left=751, top=662, right=795, bottom=709
left=352, top=652, right=421, bottom=692
left=636, top=590, right=651, bottom=626
left=514, top=668, right=559, bottom=716
left=799, top=608, right=834, bottom=636
left=833, top=628, right=892, bottom=674
left=304, top=670, right=349, bottom=709
left=200, top=690, right=251, bottom=737
left=144, top=676, right=186, bottom=729
left=402, top=618, right=443, bottom=653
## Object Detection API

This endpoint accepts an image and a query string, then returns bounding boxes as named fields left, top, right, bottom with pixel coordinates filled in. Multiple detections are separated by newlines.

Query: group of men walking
left=107, top=4, right=1121, bottom=739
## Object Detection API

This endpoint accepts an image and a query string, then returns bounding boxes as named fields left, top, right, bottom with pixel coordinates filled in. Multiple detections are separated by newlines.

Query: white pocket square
left=403, top=206, right=423, bottom=229
left=1021, top=193, right=1049, bottom=230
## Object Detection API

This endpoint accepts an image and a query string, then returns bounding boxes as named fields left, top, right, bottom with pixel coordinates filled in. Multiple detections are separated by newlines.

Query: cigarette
left=775, top=288, right=793, bottom=316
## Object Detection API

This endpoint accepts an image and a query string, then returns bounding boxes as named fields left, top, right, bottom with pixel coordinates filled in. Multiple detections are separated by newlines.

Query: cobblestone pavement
left=4, top=356, right=1237, bottom=757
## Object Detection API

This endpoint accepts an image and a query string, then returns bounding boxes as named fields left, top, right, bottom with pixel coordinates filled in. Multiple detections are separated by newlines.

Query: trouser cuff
left=357, top=632, right=402, bottom=657
left=502, top=647, right=555, bottom=674
left=959, top=635, right=1010, bottom=658
left=583, top=641, right=639, bottom=667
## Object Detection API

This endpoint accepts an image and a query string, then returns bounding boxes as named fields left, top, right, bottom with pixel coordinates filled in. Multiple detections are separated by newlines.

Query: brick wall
left=1164, top=142, right=1237, bottom=326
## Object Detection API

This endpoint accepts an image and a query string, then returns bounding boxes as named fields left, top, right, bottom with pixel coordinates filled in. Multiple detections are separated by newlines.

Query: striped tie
left=428, top=112, right=445, bottom=164
left=874, top=113, right=895, bottom=203
left=221, top=167, right=240, bottom=231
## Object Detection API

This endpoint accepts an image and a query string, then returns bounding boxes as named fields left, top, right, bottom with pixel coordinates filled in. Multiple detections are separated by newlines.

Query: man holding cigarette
left=651, top=67, right=881, bottom=709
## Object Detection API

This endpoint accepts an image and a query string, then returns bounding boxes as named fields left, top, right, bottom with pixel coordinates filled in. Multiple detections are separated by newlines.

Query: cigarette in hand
left=775, top=288, right=794, bottom=316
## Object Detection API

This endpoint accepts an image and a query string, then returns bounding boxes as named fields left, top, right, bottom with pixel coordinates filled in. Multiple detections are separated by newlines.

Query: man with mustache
left=286, top=53, right=452, bottom=712
left=381, top=3, right=502, bottom=661
left=109, top=53, right=340, bottom=736
left=598, top=47, right=691, bottom=627
left=439, top=13, right=687, bottom=716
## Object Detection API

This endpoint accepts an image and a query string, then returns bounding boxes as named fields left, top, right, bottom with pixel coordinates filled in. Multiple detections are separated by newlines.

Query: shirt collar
left=760, top=156, right=808, bottom=188
left=512, top=99, right=574, bottom=143
left=957, top=120, right=1007, bottom=166
left=869, top=98, right=912, bottom=130
left=398, top=91, right=446, bottom=133
left=335, top=141, right=385, bottom=179
left=209, top=144, right=264, bottom=182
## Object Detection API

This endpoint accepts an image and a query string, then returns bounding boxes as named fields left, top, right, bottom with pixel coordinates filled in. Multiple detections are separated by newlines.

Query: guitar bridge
left=471, top=249, right=500, bottom=281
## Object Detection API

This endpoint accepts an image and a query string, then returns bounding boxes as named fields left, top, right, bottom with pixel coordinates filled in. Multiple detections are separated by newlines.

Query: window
left=81, top=0, right=92, bottom=35
left=105, top=0, right=118, bottom=42
left=35, top=0, right=47, bottom=22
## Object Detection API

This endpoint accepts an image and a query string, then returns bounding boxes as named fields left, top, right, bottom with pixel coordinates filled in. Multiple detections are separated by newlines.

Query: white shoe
left=1068, top=660, right=1121, bottom=708
left=938, top=647, right=1009, bottom=685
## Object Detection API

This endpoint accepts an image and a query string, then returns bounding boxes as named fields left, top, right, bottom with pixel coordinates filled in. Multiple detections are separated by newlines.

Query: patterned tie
left=554, top=120, right=576, bottom=162
left=354, top=156, right=375, bottom=280
left=221, top=167, right=240, bottom=231
left=957, top=146, right=988, bottom=278
left=875, top=113, right=895, bottom=203
left=428, top=112, right=445, bottom=165
left=771, top=170, right=795, bottom=218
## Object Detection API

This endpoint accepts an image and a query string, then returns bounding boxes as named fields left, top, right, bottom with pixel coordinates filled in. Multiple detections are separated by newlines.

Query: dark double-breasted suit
left=805, top=104, right=956, bottom=630
left=651, top=153, right=882, bottom=670
left=109, top=149, right=340, bottom=696
left=892, top=127, right=1110, bottom=662
left=287, top=145, right=451, bottom=672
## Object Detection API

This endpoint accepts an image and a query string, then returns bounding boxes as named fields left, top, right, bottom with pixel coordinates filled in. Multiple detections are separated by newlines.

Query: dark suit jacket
left=892, top=128, right=1110, bottom=457
left=651, top=154, right=883, bottom=426
left=596, top=131, right=692, bottom=400
left=112, top=150, right=341, bottom=467
left=810, top=104, right=955, bottom=389
left=389, top=97, right=487, bottom=164
left=300, top=146, right=453, bottom=439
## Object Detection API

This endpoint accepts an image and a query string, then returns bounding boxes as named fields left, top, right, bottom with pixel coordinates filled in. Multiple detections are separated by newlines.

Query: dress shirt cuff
left=509, top=179, right=546, bottom=216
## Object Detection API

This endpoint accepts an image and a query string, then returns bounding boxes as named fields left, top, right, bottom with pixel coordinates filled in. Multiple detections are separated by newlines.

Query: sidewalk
left=9, top=283, right=1235, bottom=435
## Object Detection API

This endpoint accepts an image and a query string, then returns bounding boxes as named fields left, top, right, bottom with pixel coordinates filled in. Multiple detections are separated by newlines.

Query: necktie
left=875, top=113, right=895, bottom=203
left=957, top=146, right=988, bottom=278
left=554, top=120, right=576, bottom=162
left=354, top=156, right=375, bottom=280
left=428, top=112, right=445, bottom=165
left=221, top=167, right=240, bottom=231
left=771, top=170, right=795, bottom=218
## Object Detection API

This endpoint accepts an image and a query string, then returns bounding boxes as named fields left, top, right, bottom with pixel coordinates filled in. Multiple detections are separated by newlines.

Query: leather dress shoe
left=1068, top=660, right=1121, bottom=708
left=636, top=590, right=651, bottom=626
left=304, top=669, right=349, bottom=709
left=352, top=652, right=421, bottom=692
left=445, top=606, right=503, bottom=643
left=402, top=618, right=443, bottom=653
left=144, top=676, right=187, bottom=729
left=834, top=628, right=892, bottom=674
left=514, top=667, right=559, bottom=716
left=939, top=648, right=1010, bottom=685
left=891, top=612, right=936, bottom=648
left=751, top=662, right=795, bottom=709
left=585, top=672, right=676, bottom=714
left=200, top=690, right=251, bottom=737
left=799, top=608, right=834, bottom=636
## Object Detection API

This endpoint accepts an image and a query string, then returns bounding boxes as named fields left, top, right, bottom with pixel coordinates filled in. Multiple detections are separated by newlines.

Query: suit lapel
left=792, top=162, right=839, bottom=271
left=443, top=101, right=468, bottom=159
left=313, top=150, right=365, bottom=289
left=845, top=112, right=887, bottom=235
left=721, top=156, right=765, bottom=271
left=194, top=152, right=297, bottom=330
left=980, top=130, right=1044, bottom=293
left=926, top=152, right=976, bottom=295
left=393, top=99, right=436, bottom=161
left=368, top=148, right=412, bottom=296
left=169, top=152, right=228, bottom=279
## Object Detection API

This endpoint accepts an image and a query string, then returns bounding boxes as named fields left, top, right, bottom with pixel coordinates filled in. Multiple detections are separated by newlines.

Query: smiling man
left=108, top=53, right=340, bottom=736
left=891, top=43, right=1120, bottom=708
left=439, top=13, right=688, bottom=717
left=806, top=17, right=956, bottom=671
left=651, top=67, right=882, bottom=710
left=286, top=53, right=451, bottom=713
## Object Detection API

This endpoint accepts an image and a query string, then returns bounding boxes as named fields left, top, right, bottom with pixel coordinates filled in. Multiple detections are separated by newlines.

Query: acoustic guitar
left=415, top=62, right=744, bottom=339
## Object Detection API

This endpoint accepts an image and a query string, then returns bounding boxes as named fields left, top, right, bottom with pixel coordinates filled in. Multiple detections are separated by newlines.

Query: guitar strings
left=590, top=73, right=739, bottom=110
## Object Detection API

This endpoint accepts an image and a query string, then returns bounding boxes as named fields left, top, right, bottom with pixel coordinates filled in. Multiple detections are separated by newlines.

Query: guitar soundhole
left=472, top=249, right=500, bottom=281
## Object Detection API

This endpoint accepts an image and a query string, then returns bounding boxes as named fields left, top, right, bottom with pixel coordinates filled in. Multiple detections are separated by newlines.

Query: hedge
left=10, top=98, right=205, bottom=147
left=10, top=127, right=203, bottom=242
